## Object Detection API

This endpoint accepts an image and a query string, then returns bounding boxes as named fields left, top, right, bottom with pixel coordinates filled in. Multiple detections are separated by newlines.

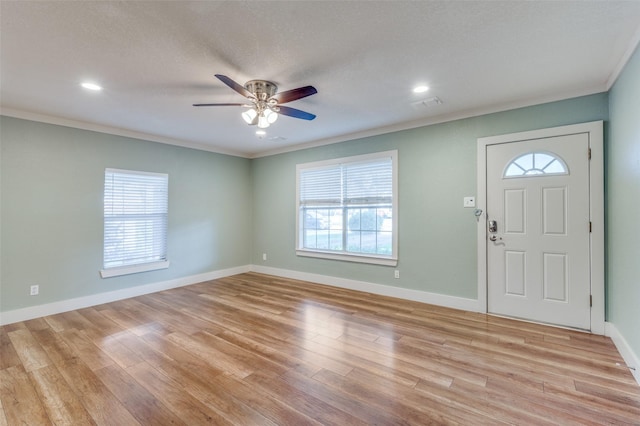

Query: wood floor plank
left=94, top=363, right=186, bottom=425
left=125, top=331, right=278, bottom=425
left=440, top=375, right=571, bottom=425
left=574, top=379, right=640, bottom=409
left=97, top=307, right=172, bottom=337
left=281, top=368, right=416, bottom=425
left=58, top=329, right=114, bottom=371
left=30, top=328, right=79, bottom=366
left=190, top=330, right=290, bottom=377
left=76, top=307, right=127, bottom=341
left=55, top=357, right=141, bottom=425
left=339, top=330, right=490, bottom=386
left=443, top=335, right=636, bottom=390
left=543, top=381, right=640, bottom=424
left=1, top=272, right=639, bottom=425
left=23, top=317, right=51, bottom=332
left=124, top=294, right=224, bottom=336
left=0, top=365, right=51, bottom=425
left=307, top=334, right=423, bottom=388
left=211, top=372, right=324, bottom=425
left=43, top=310, right=94, bottom=333
left=326, top=366, right=472, bottom=424
left=29, top=364, right=96, bottom=425
left=0, top=398, right=8, bottom=426
left=0, top=327, right=21, bottom=370
left=255, top=372, right=371, bottom=426
left=164, top=331, right=256, bottom=379
left=214, top=329, right=305, bottom=372
left=7, top=328, right=51, bottom=372
left=95, top=335, right=145, bottom=369
left=483, top=376, right=607, bottom=425
left=125, top=361, right=233, bottom=425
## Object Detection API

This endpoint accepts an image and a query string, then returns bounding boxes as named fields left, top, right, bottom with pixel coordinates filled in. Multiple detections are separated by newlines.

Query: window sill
left=100, top=260, right=170, bottom=278
left=296, top=249, right=397, bottom=266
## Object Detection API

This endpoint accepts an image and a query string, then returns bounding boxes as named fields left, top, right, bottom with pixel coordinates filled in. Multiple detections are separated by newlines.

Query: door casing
left=476, top=121, right=604, bottom=334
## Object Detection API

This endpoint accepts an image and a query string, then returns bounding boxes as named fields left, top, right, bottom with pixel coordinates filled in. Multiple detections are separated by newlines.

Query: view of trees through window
left=302, top=206, right=393, bottom=255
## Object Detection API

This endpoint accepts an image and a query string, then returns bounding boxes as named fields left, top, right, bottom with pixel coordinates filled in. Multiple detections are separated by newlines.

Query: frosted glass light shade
left=242, top=108, right=257, bottom=124
left=264, top=108, right=278, bottom=124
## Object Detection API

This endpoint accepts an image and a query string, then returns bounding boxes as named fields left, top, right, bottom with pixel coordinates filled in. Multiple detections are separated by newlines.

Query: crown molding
left=606, top=25, right=640, bottom=89
left=0, top=108, right=249, bottom=158
left=250, top=85, right=606, bottom=158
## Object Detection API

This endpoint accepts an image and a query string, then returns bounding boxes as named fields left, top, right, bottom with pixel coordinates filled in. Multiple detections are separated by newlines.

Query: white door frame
left=476, top=121, right=605, bottom=334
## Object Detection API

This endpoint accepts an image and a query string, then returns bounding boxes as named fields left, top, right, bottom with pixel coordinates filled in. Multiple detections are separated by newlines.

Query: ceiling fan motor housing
left=193, top=74, right=316, bottom=122
left=245, top=80, right=278, bottom=101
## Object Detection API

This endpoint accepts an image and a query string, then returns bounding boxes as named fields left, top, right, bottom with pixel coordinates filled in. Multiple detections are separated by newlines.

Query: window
left=101, top=168, right=169, bottom=278
left=296, top=150, right=398, bottom=266
left=504, top=151, right=568, bottom=178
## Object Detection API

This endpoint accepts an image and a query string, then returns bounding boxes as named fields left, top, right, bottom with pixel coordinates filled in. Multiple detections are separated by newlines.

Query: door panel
left=543, top=252, right=567, bottom=301
left=542, top=187, right=566, bottom=235
left=504, top=189, right=525, bottom=233
left=487, top=133, right=591, bottom=330
left=505, top=251, right=526, bottom=296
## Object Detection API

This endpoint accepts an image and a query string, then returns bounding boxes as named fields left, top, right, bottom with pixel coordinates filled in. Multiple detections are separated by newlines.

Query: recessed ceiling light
left=413, top=85, right=429, bottom=94
left=81, top=82, right=102, bottom=91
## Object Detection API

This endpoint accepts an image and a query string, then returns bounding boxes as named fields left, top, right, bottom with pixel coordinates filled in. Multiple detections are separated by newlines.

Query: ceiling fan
left=193, top=74, right=317, bottom=129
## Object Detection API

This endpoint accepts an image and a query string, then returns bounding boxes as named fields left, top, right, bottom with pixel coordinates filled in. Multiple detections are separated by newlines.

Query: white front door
left=486, top=133, right=591, bottom=330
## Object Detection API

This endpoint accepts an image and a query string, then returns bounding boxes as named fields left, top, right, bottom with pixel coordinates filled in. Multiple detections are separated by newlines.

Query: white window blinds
left=343, top=159, right=393, bottom=204
left=299, top=167, right=342, bottom=205
left=299, top=158, right=393, bottom=205
left=103, top=169, right=168, bottom=272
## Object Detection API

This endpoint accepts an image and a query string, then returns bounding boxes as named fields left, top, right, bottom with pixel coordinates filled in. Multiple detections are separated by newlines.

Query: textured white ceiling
left=2, top=1, right=639, bottom=157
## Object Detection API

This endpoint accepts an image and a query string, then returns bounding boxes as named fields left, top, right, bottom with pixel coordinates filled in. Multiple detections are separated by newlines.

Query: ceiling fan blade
left=277, top=106, right=316, bottom=120
left=193, top=103, right=246, bottom=107
left=215, top=74, right=253, bottom=98
left=271, top=86, right=317, bottom=104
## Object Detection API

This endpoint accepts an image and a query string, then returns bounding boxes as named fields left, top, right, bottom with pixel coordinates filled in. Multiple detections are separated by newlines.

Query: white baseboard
left=250, top=265, right=482, bottom=313
left=605, top=322, right=640, bottom=386
left=0, top=264, right=479, bottom=325
left=0, top=265, right=251, bottom=325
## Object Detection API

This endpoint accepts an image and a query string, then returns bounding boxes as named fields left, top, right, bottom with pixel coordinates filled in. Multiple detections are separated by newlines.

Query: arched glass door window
left=504, top=151, right=568, bottom=178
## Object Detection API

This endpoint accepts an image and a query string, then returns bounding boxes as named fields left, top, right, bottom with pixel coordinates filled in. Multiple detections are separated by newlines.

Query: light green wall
left=252, top=93, right=609, bottom=299
left=0, top=116, right=253, bottom=312
left=608, top=44, right=640, bottom=356
left=0, top=93, right=612, bottom=315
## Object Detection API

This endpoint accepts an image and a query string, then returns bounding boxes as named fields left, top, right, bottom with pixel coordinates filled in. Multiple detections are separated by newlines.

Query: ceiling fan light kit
left=241, top=108, right=258, bottom=124
left=194, top=74, right=317, bottom=129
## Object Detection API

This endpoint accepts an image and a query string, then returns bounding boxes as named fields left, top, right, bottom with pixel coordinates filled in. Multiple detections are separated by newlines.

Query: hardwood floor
left=1, top=272, right=639, bottom=425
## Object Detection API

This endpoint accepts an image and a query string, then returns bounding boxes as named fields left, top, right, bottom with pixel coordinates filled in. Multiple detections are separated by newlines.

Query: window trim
left=100, top=168, right=169, bottom=279
left=100, top=260, right=170, bottom=278
left=295, top=150, right=398, bottom=266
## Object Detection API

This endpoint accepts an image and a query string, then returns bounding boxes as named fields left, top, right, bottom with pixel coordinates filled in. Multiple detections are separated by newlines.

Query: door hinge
left=590, top=295, right=593, bottom=307
left=588, top=148, right=592, bottom=160
left=589, top=222, right=592, bottom=233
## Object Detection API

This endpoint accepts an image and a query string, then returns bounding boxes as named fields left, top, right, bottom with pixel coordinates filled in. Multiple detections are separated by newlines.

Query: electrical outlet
left=30, top=285, right=39, bottom=296
left=394, top=270, right=400, bottom=279
left=464, top=196, right=476, bottom=208
left=262, top=253, right=267, bottom=261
